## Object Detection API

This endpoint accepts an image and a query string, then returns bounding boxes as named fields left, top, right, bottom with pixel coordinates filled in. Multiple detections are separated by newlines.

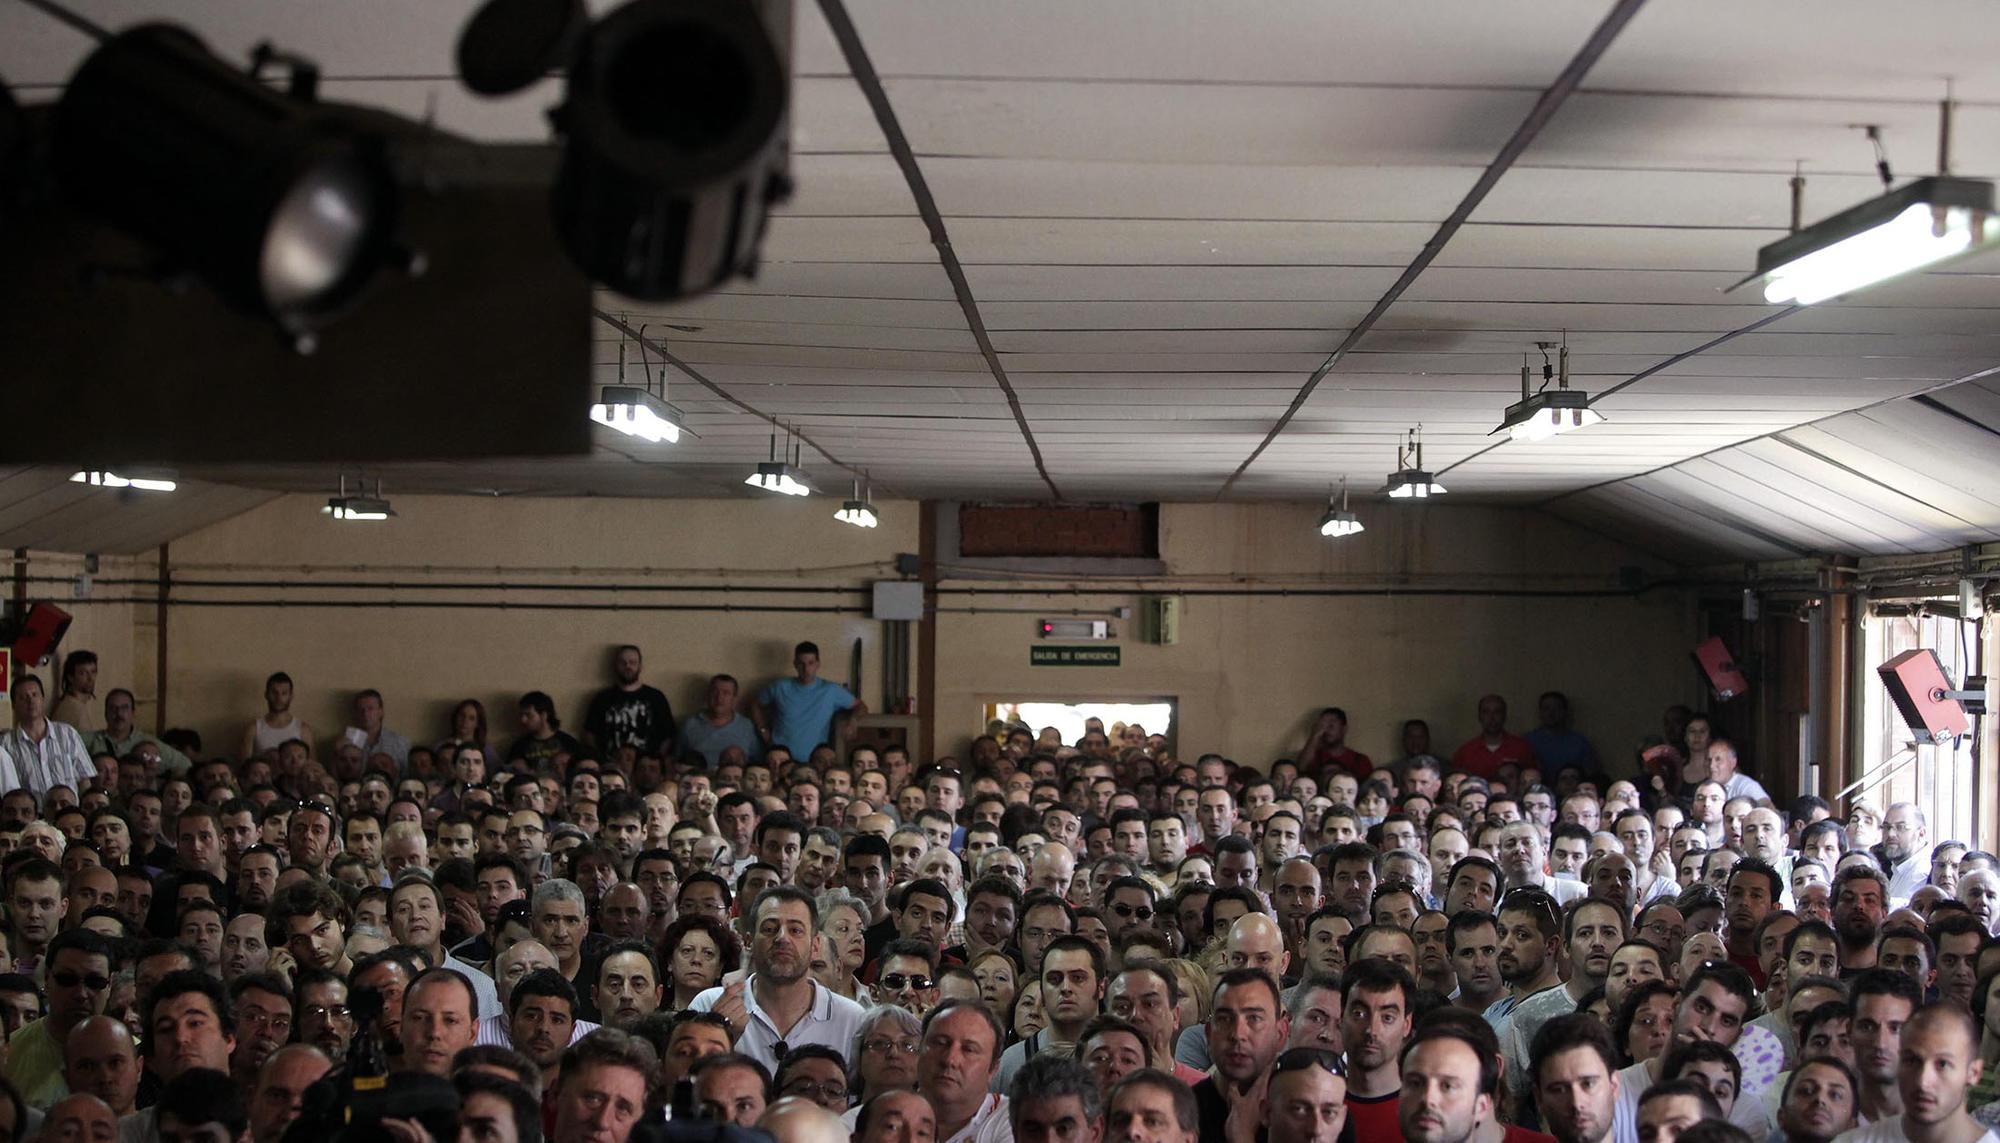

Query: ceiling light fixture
left=591, top=324, right=686, bottom=443
left=1318, top=477, right=1363, bottom=538
left=1494, top=335, right=1603, bottom=441
left=745, top=425, right=810, bottom=496
left=323, top=474, right=394, bottom=521
left=1737, top=93, right=1999, bottom=305
left=1383, top=427, right=1445, bottom=499
left=68, top=470, right=176, bottom=492
left=835, top=475, right=878, bottom=528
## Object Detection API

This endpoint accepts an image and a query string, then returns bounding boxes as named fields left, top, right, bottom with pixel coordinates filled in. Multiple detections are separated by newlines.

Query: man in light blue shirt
left=753, top=641, right=867, bottom=760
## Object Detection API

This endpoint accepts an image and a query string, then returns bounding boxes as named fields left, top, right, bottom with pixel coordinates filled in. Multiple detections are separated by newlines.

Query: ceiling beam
left=817, top=0, right=1064, bottom=500
left=1214, top=0, right=1650, bottom=498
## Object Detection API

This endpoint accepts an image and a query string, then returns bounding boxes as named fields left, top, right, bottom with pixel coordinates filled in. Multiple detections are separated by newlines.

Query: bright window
left=983, top=700, right=1175, bottom=751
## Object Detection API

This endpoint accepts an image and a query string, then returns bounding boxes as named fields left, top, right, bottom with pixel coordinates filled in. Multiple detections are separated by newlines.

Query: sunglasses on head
left=1273, top=1047, right=1345, bottom=1077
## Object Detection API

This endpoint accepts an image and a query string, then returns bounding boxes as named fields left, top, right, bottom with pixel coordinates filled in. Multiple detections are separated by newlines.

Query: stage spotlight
left=458, top=0, right=795, bottom=301
left=52, top=24, right=417, bottom=351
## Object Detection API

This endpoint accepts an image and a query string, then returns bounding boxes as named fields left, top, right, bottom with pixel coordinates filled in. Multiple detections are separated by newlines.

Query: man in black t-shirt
left=584, top=644, right=675, bottom=758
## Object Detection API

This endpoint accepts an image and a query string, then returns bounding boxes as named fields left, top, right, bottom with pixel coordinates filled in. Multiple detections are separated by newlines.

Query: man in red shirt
left=1300, top=708, right=1373, bottom=782
left=1452, top=695, right=1538, bottom=780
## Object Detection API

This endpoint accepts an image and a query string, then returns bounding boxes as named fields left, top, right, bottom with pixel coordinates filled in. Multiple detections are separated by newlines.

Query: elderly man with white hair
left=1958, top=867, right=1999, bottom=935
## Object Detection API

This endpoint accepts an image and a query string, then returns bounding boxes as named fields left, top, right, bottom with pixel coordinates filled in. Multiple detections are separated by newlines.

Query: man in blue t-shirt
left=753, top=641, right=867, bottom=760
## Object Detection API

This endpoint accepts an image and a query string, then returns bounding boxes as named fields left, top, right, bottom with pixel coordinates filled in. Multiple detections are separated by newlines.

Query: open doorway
left=982, top=699, right=1177, bottom=752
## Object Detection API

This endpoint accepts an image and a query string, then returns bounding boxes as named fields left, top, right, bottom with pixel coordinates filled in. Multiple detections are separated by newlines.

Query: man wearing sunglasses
left=1266, top=1046, right=1349, bottom=1143
left=1103, top=878, right=1160, bottom=946
left=877, top=939, right=941, bottom=1017
left=3, top=927, right=117, bottom=1105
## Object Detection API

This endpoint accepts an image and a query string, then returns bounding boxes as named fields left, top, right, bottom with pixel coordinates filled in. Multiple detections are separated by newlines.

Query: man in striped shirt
left=0, top=674, right=96, bottom=803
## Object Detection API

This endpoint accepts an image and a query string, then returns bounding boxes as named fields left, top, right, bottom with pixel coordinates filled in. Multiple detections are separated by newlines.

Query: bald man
left=1174, top=910, right=1291, bottom=1072
left=756, top=1096, right=850, bottom=1143
left=40, top=1093, right=116, bottom=1143
left=249, top=1045, right=332, bottom=1143
left=1030, top=843, right=1078, bottom=900
left=61, top=1017, right=139, bottom=1119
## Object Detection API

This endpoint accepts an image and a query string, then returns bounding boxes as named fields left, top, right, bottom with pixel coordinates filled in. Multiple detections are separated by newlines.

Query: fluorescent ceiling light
left=1318, top=477, right=1363, bottom=538
left=1739, top=176, right=2000, bottom=305
left=590, top=385, right=684, bottom=443
left=745, top=463, right=810, bottom=496
left=836, top=499, right=879, bottom=528
left=1497, top=391, right=1605, bottom=441
left=1383, top=469, right=1445, bottom=499
left=323, top=495, right=394, bottom=521
left=69, top=470, right=176, bottom=492
left=1382, top=428, right=1445, bottom=499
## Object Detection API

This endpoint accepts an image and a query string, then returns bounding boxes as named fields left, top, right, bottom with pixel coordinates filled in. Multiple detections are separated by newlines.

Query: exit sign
left=1031, top=645, right=1121, bottom=667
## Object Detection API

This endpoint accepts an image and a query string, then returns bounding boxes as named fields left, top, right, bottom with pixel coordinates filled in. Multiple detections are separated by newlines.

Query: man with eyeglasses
left=226, top=972, right=294, bottom=1087
left=294, top=970, right=354, bottom=1060
left=5, top=928, right=117, bottom=1105
left=775, top=1045, right=851, bottom=1114
left=878, top=939, right=942, bottom=1017
left=995, top=935, right=1105, bottom=1096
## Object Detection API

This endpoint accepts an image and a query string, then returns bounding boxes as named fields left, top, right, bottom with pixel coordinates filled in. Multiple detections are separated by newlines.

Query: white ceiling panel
left=7, top=0, right=2000, bottom=560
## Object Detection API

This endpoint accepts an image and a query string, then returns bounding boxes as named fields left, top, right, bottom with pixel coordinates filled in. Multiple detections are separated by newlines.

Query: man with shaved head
left=40, top=1092, right=117, bottom=1143
left=249, top=1045, right=332, bottom=1143
left=1030, top=842, right=1078, bottom=902
left=1173, top=910, right=1291, bottom=1073
left=61, top=1016, right=140, bottom=1119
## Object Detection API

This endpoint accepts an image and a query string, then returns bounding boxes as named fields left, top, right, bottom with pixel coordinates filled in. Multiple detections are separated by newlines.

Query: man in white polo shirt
left=691, top=886, right=864, bottom=1073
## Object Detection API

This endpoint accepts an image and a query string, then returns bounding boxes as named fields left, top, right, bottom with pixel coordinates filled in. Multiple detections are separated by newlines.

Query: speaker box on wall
left=1693, top=636, right=1749, bottom=701
left=1877, top=648, right=1974, bottom=745
left=9, top=602, right=73, bottom=668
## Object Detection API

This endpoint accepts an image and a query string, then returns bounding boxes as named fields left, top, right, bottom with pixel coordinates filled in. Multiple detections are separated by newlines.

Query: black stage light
left=459, top=0, right=795, bottom=301
left=52, top=24, right=416, bottom=351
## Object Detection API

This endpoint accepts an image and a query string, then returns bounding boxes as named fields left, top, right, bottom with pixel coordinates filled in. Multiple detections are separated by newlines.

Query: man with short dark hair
left=997, top=934, right=1103, bottom=1093
left=1609, top=962, right=1767, bottom=1143
left=1107, top=1069, right=1199, bottom=1143
left=1531, top=1013, right=1622, bottom=1143
left=4, top=927, right=116, bottom=1103
left=583, top=646, right=674, bottom=758
left=688, top=886, right=864, bottom=1073
left=1190, top=968, right=1290, bottom=1139
left=155, top=1066, right=250, bottom=1143
left=753, top=642, right=866, bottom=762
left=551, top=1028, right=656, bottom=1143
left=402, top=968, right=480, bottom=1078
left=1776, top=1057, right=1856, bottom=1143
left=1400, top=1026, right=1496, bottom=1143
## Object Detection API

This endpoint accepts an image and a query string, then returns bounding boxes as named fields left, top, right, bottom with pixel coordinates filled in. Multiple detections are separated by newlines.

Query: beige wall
left=3, top=551, right=158, bottom=730
left=26, top=496, right=1697, bottom=772
left=933, top=502, right=1699, bottom=769
left=151, top=495, right=916, bottom=755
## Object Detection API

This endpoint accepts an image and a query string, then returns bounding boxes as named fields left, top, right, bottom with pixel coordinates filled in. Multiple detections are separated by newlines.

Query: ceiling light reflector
left=323, top=495, right=394, bottom=521
left=69, top=470, right=176, bottom=492
left=1383, top=428, right=1445, bottom=499
left=836, top=500, right=879, bottom=528
left=1740, top=176, right=2000, bottom=306
left=590, top=384, right=684, bottom=443
left=746, top=463, right=810, bottom=496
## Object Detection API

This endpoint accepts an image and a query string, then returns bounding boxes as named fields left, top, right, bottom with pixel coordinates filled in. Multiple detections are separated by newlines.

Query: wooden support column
left=155, top=543, right=170, bottom=733
left=1816, top=562, right=1855, bottom=802
left=918, top=501, right=938, bottom=763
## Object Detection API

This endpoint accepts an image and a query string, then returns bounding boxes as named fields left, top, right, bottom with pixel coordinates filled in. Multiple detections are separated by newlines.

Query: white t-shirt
left=1836, top=1115, right=2000, bottom=1143
left=1612, top=1059, right=1771, bottom=1143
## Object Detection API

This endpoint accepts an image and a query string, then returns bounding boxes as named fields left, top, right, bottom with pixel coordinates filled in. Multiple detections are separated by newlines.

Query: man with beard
left=1399, top=1024, right=1495, bottom=1143
left=506, top=969, right=581, bottom=1083
left=1340, top=959, right=1416, bottom=1141
left=1775, top=1058, right=1857, bottom=1143
left=1848, top=969, right=1924, bottom=1124
left=585, top=645, right=675, bottom=758
left=691, top=886, right=865, bottom=1073
left=1502, top=898, right=1626, bottom=1109
left=633, top=849, right=680, bottom=945
left=1724, top=860, right=1781, bottom=987
left=1489, top=889, right=1564, bottom=1025
left=1533, top=1014, right=1622, bottom=1143
left=1609, top=962, right=1766, bottom=1143
left=1840, top=1004, right=1985, bottom=1143
left=1191, top=968, right=1291, bottom=1139
left=1880, top=804, right=1933, bottom=903
left=1832, top=867, right=1889, bottom=973
left=285, top=804, right=335, bottom=880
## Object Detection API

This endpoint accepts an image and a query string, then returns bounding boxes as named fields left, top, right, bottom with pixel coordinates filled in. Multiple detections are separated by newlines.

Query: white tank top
left=253, top=714, right=304, bottom=753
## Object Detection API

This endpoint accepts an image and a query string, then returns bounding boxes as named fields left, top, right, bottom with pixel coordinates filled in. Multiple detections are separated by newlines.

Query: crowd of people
left=0, top=641, right=1988, bottom=1143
